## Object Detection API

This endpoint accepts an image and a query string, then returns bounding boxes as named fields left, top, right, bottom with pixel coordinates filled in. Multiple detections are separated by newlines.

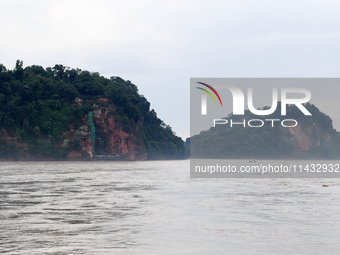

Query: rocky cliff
left=288, top=123, right=328, bottom=151
left=61, top=99, right=147, bottom=160
left=0, top=100, right=147, bottom=160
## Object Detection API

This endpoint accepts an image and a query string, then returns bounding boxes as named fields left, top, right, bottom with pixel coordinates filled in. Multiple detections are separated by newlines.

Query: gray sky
left=1, top=0, right=340, bottom=139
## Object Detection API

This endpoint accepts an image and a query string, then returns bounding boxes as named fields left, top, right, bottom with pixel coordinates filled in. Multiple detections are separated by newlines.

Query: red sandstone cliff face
left=63, top=102, right=147, bottom=160
left=287, top=122, right=331, bottom=152
left=62, top=117, right=93, bottom=160
left=92, top=108, right=147, bottom=160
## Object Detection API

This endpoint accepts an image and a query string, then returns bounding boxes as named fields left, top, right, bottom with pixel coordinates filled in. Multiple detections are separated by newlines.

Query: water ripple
left=0, top=160, right=340, bottom=254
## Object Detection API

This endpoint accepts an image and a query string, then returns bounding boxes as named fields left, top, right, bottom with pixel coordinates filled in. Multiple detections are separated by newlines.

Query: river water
left=0, top=160, right=340, bottom=254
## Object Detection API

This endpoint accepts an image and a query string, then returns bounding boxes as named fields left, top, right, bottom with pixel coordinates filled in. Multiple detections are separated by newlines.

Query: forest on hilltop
left=0, top=60, right=185, bottom=160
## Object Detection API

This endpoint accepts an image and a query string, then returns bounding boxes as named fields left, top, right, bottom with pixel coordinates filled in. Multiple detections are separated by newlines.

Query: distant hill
left=0, top=60, right=185, bottom=160
left=190, top=103, right=340, bottom=159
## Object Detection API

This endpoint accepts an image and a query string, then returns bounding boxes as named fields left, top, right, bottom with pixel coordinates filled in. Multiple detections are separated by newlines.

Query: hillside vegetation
left=190, top=103, right=340, bottom=159
left=0, top=60, right=185, bottom=160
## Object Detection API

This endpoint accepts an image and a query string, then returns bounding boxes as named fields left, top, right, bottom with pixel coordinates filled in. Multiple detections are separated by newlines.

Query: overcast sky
left=1, top=0, right=340, bottom=139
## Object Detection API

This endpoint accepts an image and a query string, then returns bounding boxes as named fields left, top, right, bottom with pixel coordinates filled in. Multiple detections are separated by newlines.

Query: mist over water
left=1, top=160, right=340, bottom=254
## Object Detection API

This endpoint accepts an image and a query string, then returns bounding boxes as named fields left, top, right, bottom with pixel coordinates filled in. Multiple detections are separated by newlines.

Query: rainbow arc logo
left=196, top=82, right=223, bottom=106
